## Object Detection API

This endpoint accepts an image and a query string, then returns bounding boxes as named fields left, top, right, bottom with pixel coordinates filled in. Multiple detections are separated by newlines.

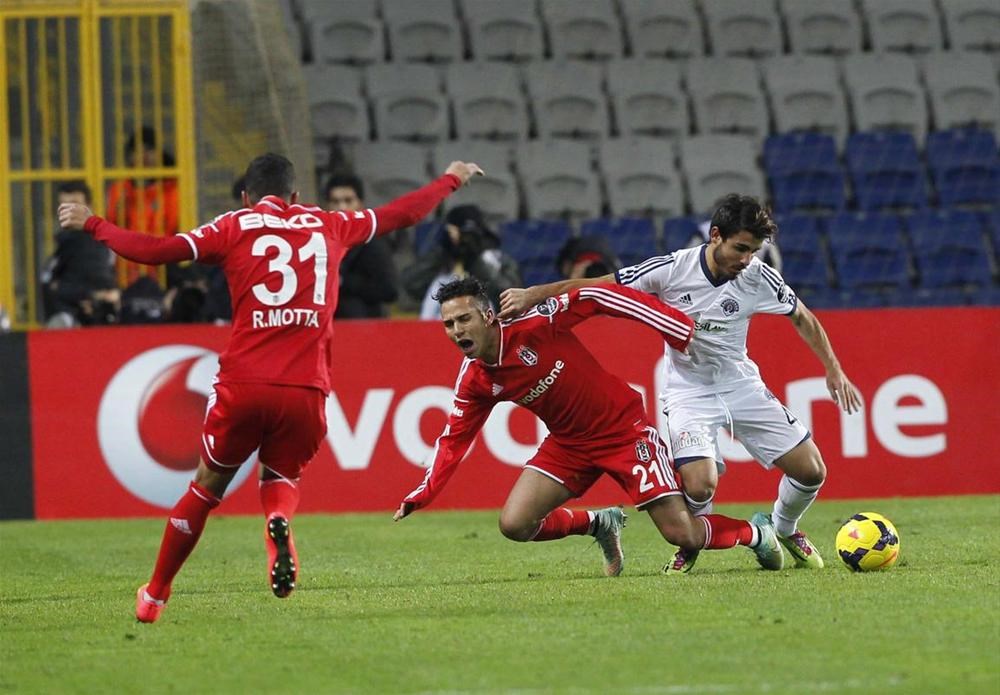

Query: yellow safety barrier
left=0, top=0, right=196, bottom=329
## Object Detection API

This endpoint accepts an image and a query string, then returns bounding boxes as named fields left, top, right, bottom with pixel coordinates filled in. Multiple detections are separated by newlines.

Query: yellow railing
left=0, top=0, right=196, bottom=329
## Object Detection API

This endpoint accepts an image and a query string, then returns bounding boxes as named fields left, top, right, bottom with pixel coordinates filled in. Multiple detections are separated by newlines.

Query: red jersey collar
left=256, top=195, right=291, bottom=211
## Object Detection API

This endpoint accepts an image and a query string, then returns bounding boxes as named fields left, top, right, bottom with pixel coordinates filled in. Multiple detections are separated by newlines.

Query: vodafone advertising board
left=28, top=308, right=1000, bottom=519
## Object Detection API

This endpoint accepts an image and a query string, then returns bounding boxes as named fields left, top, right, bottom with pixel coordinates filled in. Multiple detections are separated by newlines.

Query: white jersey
left=616, top=244, right=797, bottom=397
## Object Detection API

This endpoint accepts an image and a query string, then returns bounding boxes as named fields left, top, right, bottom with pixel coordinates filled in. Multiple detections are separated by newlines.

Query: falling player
left=394, top=276, right=785, bottom=575
left=500, top=194, right=862, bottom=573
left=58, top=153, right=484, bottom=622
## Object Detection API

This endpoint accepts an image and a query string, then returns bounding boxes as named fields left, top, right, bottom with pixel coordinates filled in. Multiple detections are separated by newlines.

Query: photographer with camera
left=403, top=204, right=521, bottom=319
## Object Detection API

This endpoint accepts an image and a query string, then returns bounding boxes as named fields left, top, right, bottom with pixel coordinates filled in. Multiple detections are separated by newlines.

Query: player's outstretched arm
left=372, top=161, right=484, bottom=233
left=58, top=202, right=193, bottom=265
left=789, top=302, right=863, bottom=414
left=499, top=274, right=614, bottom=319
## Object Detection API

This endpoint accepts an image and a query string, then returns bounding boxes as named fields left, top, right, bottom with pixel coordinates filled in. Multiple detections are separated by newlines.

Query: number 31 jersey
left=178, top=195, right=378, bottom=392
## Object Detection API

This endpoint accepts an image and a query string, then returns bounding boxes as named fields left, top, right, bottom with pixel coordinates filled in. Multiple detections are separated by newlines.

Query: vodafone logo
left=97, top=345, right=255, bottom=508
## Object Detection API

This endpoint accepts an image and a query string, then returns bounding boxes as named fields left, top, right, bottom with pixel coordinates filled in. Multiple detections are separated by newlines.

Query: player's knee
left=498, top=515, right=535, bottom=542
left=793, top=456, right=826, bottom=487
left=684, top=480, right=716, bottom=503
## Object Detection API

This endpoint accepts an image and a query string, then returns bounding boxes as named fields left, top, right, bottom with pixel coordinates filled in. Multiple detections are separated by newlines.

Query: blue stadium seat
left=580, top=218, right=658, bottom=267
left=663, top=216, right=701, bottom=253
left=764, top=133, right=846, bottom=213
left=987, top=208, right=1000, bottom=262
left=845, top=131, right=928, bottom=211
left=826, top=211, right=911, bottom=290
left=971, top=285, right=1000, bottom=306
left=413, top=221, right=444, bottom=255
left=926, top=128, right=1000, bottom=207
left=773, top=214, right=829, bottom=292
left=499, top=220, right=573, bottom=267
left=893, top=287, right=970, bottom=307
left=906, top=209, right=993, bottom=288
left=518, top=258, right=562, bottom=288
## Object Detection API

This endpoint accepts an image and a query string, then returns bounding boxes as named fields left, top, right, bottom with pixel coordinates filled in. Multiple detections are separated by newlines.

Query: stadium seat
left=679, top=135, right=766, bottom=215
left=845, top=131, right=929, bottom=211
left=686, top=57, right=770, bottom=141
left=922, top=52, right=1000, bottom=140
left=580, top=218, right=659, bottom=267
left=906, top=209, right=993, bottom=289
left=462, top=0, right=545, bottom=62
left=606, top=59, right=689, bottom=139
left=842, top=53, right=928, bottom=144
left=541, top=0, right=623, bottom=61
left=524, top=61, right=610, bottom=140
left=663, top=216, right=702, bottom=253
left=764, top=132, right=846, bottom=213
left=500, top=219, right=573, bottom=268
left=971, top=285, right=1000, bottom=306
left=988, top=208, right=1000, bottom=262
left=926, top=128, right=1000, bottom=207
left=303, top=64, right=368, bottom=142
left=762, top=55, right=849, bottom=147
left=780, top=0, right=862, bottom=55
left=940, top=0, right=1000, bottom=53
left=382, top=0, right=462, bottom=63
left=826, top=212, right=911, bottom=290
left=702, top=0, right=783, bottom=58
left=598, top=138, right=684, bottom=219
left=894, top=287, right=971, bottom=307
left=446, top=62, right=529, bottom=141
left=861, top=0, right=944, bottom=53
left=516, top=141, right=602, bottom=221
left=619, top=0, right=705, bottom=59
left=772, top=214, right=830, bottom=292
left=306, top=1, right=384, bottom=65
left=432, top=141, right=518, bottom=224
left=348, top=141, right=429, bottom=205
left=366, top=64, right=448, bottom=141
left=413, top=220, right=445, bottom=255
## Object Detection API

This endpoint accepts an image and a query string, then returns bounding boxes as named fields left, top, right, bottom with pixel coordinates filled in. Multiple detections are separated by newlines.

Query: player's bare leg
left=647, top=495, right=783, bottom=573
left=499, top=469, right=626, bottom=576
left=136, top=461, right=234, bottom=623
left=259, top=465, right=301, bottom=598
left=769, top=438, right=826, bottom=568
left=664, top=457, right=720, bottom=573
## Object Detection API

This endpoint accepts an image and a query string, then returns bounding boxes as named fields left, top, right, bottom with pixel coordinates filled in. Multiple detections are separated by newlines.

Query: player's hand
left=445, top=161, right=485, bottom=186
left=57, top=202, right=94, bottom=231
left=499, top=287, right=536, bottom=319
left=827, top=368, right=862, bottom=414
left=393, top=501, right=415, bottom=521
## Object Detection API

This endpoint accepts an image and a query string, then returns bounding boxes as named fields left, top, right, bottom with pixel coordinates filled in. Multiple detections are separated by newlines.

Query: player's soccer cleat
left=778, top=530, right=825, bottom=569
left=591, top=506, right=627, bottom=577
left=750, top=512, right=784, bottom=571
left=662, top=547, right=699, bottom=575
left=135, top=583, right=167, bottom=624
left=266, top=515, right=298, bottom=598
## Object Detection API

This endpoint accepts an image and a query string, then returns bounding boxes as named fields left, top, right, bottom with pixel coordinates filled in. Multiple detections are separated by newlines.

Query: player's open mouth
left=457, top=339, right=475, bottom=352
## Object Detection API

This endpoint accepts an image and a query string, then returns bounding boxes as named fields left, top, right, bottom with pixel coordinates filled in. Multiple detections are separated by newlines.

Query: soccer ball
left=835, top=512, right=900, bottom=572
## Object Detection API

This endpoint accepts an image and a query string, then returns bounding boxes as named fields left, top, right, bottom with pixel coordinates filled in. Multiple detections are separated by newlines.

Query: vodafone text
left=325, top=372, right=949, bottom=472
left=517, top=360, right=565, bottom=405
left=251, top=308, right=320, bottom=328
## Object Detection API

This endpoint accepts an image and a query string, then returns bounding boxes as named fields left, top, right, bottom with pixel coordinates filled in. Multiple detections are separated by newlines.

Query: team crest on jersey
left=720, top=298, right=740, bottom=316
left=535, top=296, right=560, bottom=316
left=777, top=284, right=794, bottom=304
left=516, top=345, right=538, bottom=366
left=635, top=439, right=652, bottom=463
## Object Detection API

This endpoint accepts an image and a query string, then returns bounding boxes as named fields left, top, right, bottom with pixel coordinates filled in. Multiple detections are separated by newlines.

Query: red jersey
left=403, top=284, right=695, bottom=510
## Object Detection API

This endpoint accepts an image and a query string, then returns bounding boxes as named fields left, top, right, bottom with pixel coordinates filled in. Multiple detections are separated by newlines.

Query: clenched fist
left=57, top=203, right=94, bottom=231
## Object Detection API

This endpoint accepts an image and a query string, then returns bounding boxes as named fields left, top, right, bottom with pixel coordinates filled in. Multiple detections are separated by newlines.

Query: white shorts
left=664, top=383, right=811, bottom=470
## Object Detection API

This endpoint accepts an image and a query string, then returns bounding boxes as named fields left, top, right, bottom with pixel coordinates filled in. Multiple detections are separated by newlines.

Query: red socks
left=530, top=508, right=592, bottom=541
left=700, top=514, right=755, bottom=549
left=260, top=478, right=300, bottom=521
left=146, top=482, right=220, bottom=600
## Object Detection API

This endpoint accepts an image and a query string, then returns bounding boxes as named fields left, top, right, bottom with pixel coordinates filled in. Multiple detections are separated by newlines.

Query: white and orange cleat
left=135, top=583, right=167, bottom=624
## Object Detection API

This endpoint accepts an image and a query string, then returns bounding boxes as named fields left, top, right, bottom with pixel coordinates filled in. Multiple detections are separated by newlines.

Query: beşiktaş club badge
left=516, top=345, right=538, bottom=366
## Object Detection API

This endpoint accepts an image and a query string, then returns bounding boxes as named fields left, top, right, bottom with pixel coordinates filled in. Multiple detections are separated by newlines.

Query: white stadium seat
left=702, top=0, right=783, bottom=58
left=843, top=53, right=928, bottom=143
left=305, top=1, right=384, bottom=65
left=462, top=0, right=545, bottom=62
left=619, top=0, right=705, bottom=59
left=861, top=0, right=944, bottom=54
left=524, top=61, right=610, bottom=140
left=446, top=62, right=529, bottom=141
left=923, top=51, right=1000, bottom=138
left=540, top=0, right=623, bottom=61
left=679, top=135, right=765, bottom=214
left=599, top=137, right=684, bottom=219
left=382, top=0, right=463, bottom=63
left=606, top=59, right=689, bottom=139
left=303, top=64, right=368, bottom=143
left=366, top=64, right=448, bottom=142
left=348, top=141, right=429, bottom=206
left=780, top=0, right=862, bottom=55
left=686, top=57, right=770, bottom=141
left=433, top=141, right=519, bottom=223
left=763, top=54, right=849, bottom=147
left=940, top=0, right=1000, bottom=52
left=516, top=140, right=602, bottom=221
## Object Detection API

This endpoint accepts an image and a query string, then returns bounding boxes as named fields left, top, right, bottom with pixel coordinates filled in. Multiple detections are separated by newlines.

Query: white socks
left=772, top=475, right=822, bottom=537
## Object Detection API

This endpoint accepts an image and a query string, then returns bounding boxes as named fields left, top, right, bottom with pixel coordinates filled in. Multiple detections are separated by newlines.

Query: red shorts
left=200, top=381, right=327, bottom=480
left=525, top=423, right=683, bottom=509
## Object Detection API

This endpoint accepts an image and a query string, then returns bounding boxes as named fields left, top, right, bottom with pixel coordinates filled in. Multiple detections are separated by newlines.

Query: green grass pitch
left=2, top=496, right=998, bottom=694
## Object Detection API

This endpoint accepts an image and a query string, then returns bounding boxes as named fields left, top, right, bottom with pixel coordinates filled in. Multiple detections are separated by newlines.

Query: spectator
left=556, top=235, right=621, bottom=280
left=403, top=204, right=521, bottom=319
left=324, top=173, right=399, bottom=318
left=41, top=181, right=119, bottom=327
left=105, top=126, right=180, bottom=286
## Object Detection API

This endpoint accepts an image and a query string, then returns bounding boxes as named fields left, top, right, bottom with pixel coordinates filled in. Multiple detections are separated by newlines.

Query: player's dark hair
left=710, top=194, right=777, bottom=241
left=57, top=180, right=92, bottom=204
left=432, top=276, right=491, bottom=312
left=323, top=173, right=364, bottom=202
left=243, top=153, right=295, bottom=202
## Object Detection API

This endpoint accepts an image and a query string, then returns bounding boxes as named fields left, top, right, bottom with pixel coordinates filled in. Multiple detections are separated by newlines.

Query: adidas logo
left=170, top=518, right=193, bottom=535
left=491, top=383, right=504, bottom=396
left=678, top=293, right=693, bottom=305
